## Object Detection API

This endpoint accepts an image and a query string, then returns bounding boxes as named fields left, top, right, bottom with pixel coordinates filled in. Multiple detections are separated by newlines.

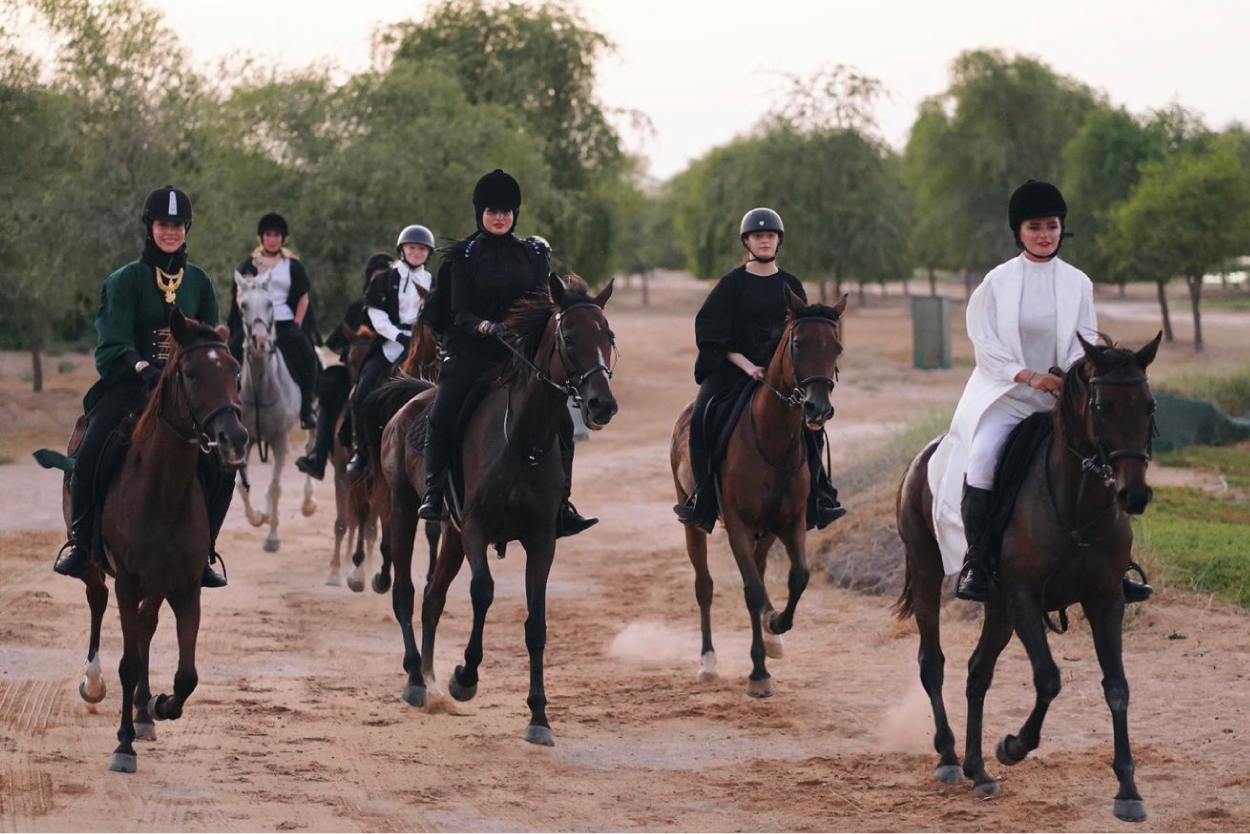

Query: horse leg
left=748, top=534, right=785, bottom=659
left=263, top=440, right=285, bottom=552
left=301, top=430, right=317, bottom=517
left=1084, top=594, right=1147, bottom=822
left=372, top=521, right=393, bottom=595
left=347, top=501, right=369, bottom=593
left=328, top=467, right=347, bottom=586
left=995, top=593, right=1061, bottom=768
left=422, top=519, right=440, bottom=585
left=132, top=594, right=162, bottom=742
left=150, top=591, right=200, bottom=723
left=908, top=543, right=962, bottom=784
left=449, top=529, right=494, bottom=703
left=683, top=524, right=717, bottom=682
left=421, top=526, right=465, bottom=696
left=80, top=567, right=108, bottom=704
left=109, top=574, right=141, bottom=773
left=520, top=532, right=557, bottom=746
left=237, top=463, right=267, bottom=528
left=962, top=594, right=1014, bottom=797
left=387, top=484, right=426, bottom=707
left=726, top=522, right=775, bottom=697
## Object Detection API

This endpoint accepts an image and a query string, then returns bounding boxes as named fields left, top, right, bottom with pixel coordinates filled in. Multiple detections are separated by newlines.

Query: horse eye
left=1148, top=400, right=1158, bottom=413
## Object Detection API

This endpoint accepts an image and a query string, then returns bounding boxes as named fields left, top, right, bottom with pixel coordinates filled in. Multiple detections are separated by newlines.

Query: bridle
left=156, top=341, right=243, bottom=454
left=496, top=301, right=617, bottom=407
left=761, top=315, right=841, bottom=408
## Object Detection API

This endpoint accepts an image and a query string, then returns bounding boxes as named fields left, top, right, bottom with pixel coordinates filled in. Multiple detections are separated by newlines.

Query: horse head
left=164, top=309, right=249, bottom=469
left=783, top=290, right=846, bottom=431
left=234, top=270, right=276, bottom=356
left=346, top=324, right=375, bottom=385
left=1070, top=331, right=1163, bottom=515
left=548, top=274, right=618, bottom=431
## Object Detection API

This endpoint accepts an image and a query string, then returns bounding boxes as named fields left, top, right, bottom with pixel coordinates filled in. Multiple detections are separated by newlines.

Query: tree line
left=655, top=51, right=1250, bottom=352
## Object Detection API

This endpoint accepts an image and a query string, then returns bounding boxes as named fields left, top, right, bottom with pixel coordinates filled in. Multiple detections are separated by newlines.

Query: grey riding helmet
left=396, top=224, right=436, bottom=254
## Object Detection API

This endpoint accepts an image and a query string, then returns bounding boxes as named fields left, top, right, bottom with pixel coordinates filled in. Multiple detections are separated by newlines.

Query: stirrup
left=202, top=552, right=228, bottom=588
left=556, top=502, right=597, bottom=538
left=673, top=497, right=715, bottom=533
left=295, top=453, right=326, bottom=480
left=346, top=451, right=367, bottom=476
left=955, top=560, right=989, bottom=602
left=418, top=488, right=447, bottom=521
left=1124, top=561, right=1153, bottom=604
left=53, top=539, right=91, bottom=580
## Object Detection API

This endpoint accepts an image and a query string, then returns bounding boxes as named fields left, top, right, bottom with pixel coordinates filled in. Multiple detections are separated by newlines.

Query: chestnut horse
left=377, top=275, right=617, bottom=746
left=47, top=312, right=248, bottom=773
left=326, top=324, right=377, bottom=588
left=895, top=332, right=1162, bottom=822
left=670, top=293, right=846, bottom=697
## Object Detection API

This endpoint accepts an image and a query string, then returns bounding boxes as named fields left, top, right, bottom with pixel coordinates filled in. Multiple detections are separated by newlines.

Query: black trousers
left=350, top=350, right=394, bottom=456
left=75, top=377, right=147, bottom=496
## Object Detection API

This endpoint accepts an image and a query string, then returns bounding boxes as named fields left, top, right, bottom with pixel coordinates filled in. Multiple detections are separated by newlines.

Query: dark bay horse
left=377, top=275, right=617, bottom=746
left=895, top=332, right=1162, bottom=822
left=670, top=292, right=846, bottom=697
left=54, top=312, right=248, bottom=773
left=326, top=324, right=376, bottom=588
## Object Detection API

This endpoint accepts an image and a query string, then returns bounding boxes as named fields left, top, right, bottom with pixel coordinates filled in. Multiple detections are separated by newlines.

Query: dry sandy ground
left=1, top=273, right=1248, bottom=832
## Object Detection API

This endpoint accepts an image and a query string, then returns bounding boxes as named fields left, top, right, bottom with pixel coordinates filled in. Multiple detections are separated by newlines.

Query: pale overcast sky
left=140, top=0, right=1249, bottom=179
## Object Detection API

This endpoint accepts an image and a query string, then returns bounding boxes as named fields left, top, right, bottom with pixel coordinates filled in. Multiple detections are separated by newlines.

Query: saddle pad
left=983, top=411, right=1054, bottom=571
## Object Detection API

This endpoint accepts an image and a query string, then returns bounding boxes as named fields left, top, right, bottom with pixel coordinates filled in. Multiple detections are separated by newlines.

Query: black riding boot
left=296, top=379, right=348, bottom=481
left=955, top=485, right=994, bottom=601
left=556, top=439, right=597, bottom=538
left=201, top=459, right=232, bottom=588
left=805, top=430, right=847, bottom=530
left=418, top=421, right=452, bottom=521
left=346, top=406, right=369, bottom=477
left=53, top=472, right=95, bottom=581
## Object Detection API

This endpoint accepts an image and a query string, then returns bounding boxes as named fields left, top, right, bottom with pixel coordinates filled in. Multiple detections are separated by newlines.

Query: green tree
left=903, top=49, right=1098, bottom=275
left=1104, top=148, right=1250, bottom=351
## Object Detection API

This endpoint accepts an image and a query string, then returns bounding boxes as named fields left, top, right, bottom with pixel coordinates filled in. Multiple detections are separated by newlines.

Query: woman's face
left=401, top=243, right=431, bottom=267
left=1019, top=216, right=1061, bottom=260
left=746, top=231, right=780, bottom=261
left=261, top=230, right=285, bottom=253
left=482, top=207, right=514, bottom=236
left=153, top=220, right=187, bottom=255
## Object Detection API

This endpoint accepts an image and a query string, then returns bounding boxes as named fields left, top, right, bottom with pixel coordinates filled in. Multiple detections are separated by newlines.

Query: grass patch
left=1134, top=486, right=1250, bottom=607
left=840, top=405, right=954, bottom=493
left=1156, top=363, right=1250, bottom=417
left=1156, top=444, right=1250, bottom=488
left=1203, top=295, right=1250, bottom=312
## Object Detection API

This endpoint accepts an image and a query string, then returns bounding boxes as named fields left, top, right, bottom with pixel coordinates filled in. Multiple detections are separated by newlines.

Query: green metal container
left=911, top=295, right=951, bottom=370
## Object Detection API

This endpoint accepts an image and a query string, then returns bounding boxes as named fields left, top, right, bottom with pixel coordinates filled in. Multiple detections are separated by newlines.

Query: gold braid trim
left=155, top=267, right=183, bottom=305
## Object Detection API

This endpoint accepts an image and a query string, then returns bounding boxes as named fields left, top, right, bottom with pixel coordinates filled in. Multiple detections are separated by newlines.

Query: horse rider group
left=50, top=171, right=1150, bottom=608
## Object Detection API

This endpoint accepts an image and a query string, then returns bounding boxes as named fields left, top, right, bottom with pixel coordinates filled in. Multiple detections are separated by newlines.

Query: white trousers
left=965, top=394, right=1051, bottom=489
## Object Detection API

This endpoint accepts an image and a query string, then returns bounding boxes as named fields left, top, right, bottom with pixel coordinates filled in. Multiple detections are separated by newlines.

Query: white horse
left=234, top=271, right=316, bottom=551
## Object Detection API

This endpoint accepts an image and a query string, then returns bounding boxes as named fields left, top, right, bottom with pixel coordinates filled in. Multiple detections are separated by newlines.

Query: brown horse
left=61, top=312, right=248, bottom=773
left=670, top=292, right=846, bottom=697
left=377, top=275, right=617, bottom=746
left=398, top=289, right=441, bottom=382
left=894, top=332, right=1162, bottom=822
left=325, top=324, right=377, bottom=588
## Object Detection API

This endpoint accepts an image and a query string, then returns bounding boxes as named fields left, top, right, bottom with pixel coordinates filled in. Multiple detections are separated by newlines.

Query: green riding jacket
left=84, top=259, right=219, bottom=412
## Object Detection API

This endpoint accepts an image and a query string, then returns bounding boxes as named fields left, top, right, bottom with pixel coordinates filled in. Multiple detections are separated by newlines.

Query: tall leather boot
left=198, top=459, right=231, bottom=588
left=346, top=401, right=369, bottom=476
left=296, top=379, right=347, bottom=480
left=417, top=421, right=452, bottom=520
left=955, top=485, right=994, bottom=601
left=805, top=430, right=847, bottom=530
left=556, top=439, right=597, bottom=538
left=673, top=424, right=717, bottom=533
left=53, top=472, right=95, bottom=581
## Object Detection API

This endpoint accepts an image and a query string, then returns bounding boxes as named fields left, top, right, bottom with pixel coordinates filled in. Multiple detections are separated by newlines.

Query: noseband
left=1079, top=373, right=1156, bottom=485
left=157, top=341, right=243, bottom=453
left=496, top=301, right=617, bottom=406
left=763, top=316, right=841, bottom=408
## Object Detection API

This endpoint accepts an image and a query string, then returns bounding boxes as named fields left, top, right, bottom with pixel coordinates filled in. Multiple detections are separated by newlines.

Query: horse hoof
left=346, top=577, right=364, bottom=593
left=147, top=695, right=162, bottom=721
left=696, top=670, right=718, bottom=683
left=302, top=500, right=317, bottom=518
left=697, top=651, right=718, bottom=682
left=134, top=721, right=157, bottom=742
left=996, top=736, right=1027, bottom=766
left=524, top=725, right=555, bottom=747
left=325, top=574, right=342, bottom=587
left=79, top=678, right=106, bottom=704
left=747, top=677, right=774, bottom=699
left=762, top=633, right=785, bottom=659
left=248, top=514, right=267, bottom=528
left=401, top=685, right=427, bottom=708
left=108, top=752, right=137, bottom=773
left=934, top=765, right=964, bottom=785
left=448, top=668, right=477, bottom=702
left=263, top=538, right=281, bottom=553
left=372, top=573, right=391, bottom=594
left=1113, top=799, right=1147, bottom=823
left=973, top=779, right=1000, bottom=799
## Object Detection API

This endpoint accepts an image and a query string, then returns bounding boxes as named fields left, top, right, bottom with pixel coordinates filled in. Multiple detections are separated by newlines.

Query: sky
left=132, top=0, right=1250, bottom=179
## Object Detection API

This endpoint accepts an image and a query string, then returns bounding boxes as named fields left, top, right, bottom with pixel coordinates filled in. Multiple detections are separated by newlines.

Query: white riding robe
left=927, top=254, right=1099, bottom=574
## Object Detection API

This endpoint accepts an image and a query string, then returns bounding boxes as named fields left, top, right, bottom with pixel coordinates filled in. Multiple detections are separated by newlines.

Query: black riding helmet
left=740, top=207, right=784, bottom=262
left=142, top=185, right=193, bottom=229
left=473, top=169, right=522, bottom=234
left=1008, top=180, right=1067, bottom=258
left=257, top=212, right=289, bottom=239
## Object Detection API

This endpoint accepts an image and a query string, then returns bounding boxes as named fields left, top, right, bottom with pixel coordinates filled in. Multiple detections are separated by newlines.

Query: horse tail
left=891, top=454, right=917, bottom=621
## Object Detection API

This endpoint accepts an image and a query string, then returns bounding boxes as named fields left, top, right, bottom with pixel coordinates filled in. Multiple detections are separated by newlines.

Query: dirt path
left=2, top=274, right=1248, bottom=831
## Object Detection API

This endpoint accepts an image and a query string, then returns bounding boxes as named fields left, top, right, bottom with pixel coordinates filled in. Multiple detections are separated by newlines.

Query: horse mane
left=494, top=275, right=594, bottom=386
left=788, top=301, right=843, bottom=324
left=132, top=319, right=223, bottom=445
left=1053, top=334, right=1143, bottom=448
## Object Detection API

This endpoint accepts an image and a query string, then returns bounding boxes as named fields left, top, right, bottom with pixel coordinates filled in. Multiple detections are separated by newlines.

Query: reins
left=749, top=315, right=840, bottom=472
left=156, top=341, right=242, bottom=454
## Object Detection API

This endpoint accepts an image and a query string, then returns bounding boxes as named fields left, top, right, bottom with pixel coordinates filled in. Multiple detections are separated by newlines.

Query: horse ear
left=169, top=308, right=188, bottom=341
left=832, top=293, right=849, bottom=320
left=548, top=272, right=566, bottom=305
left=233, top=270, right=248, bottom=291
left=416, top=284, right=430, bottom=301
left=258, top=272, right=272, bottom=292
left=784, top=286, right=804, bottom=313
left=592, top=278, right=614, bottom=309
left=1077, top=331, right=1101, bottom=363
left=1135, top=330, right=1163, bottom=369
